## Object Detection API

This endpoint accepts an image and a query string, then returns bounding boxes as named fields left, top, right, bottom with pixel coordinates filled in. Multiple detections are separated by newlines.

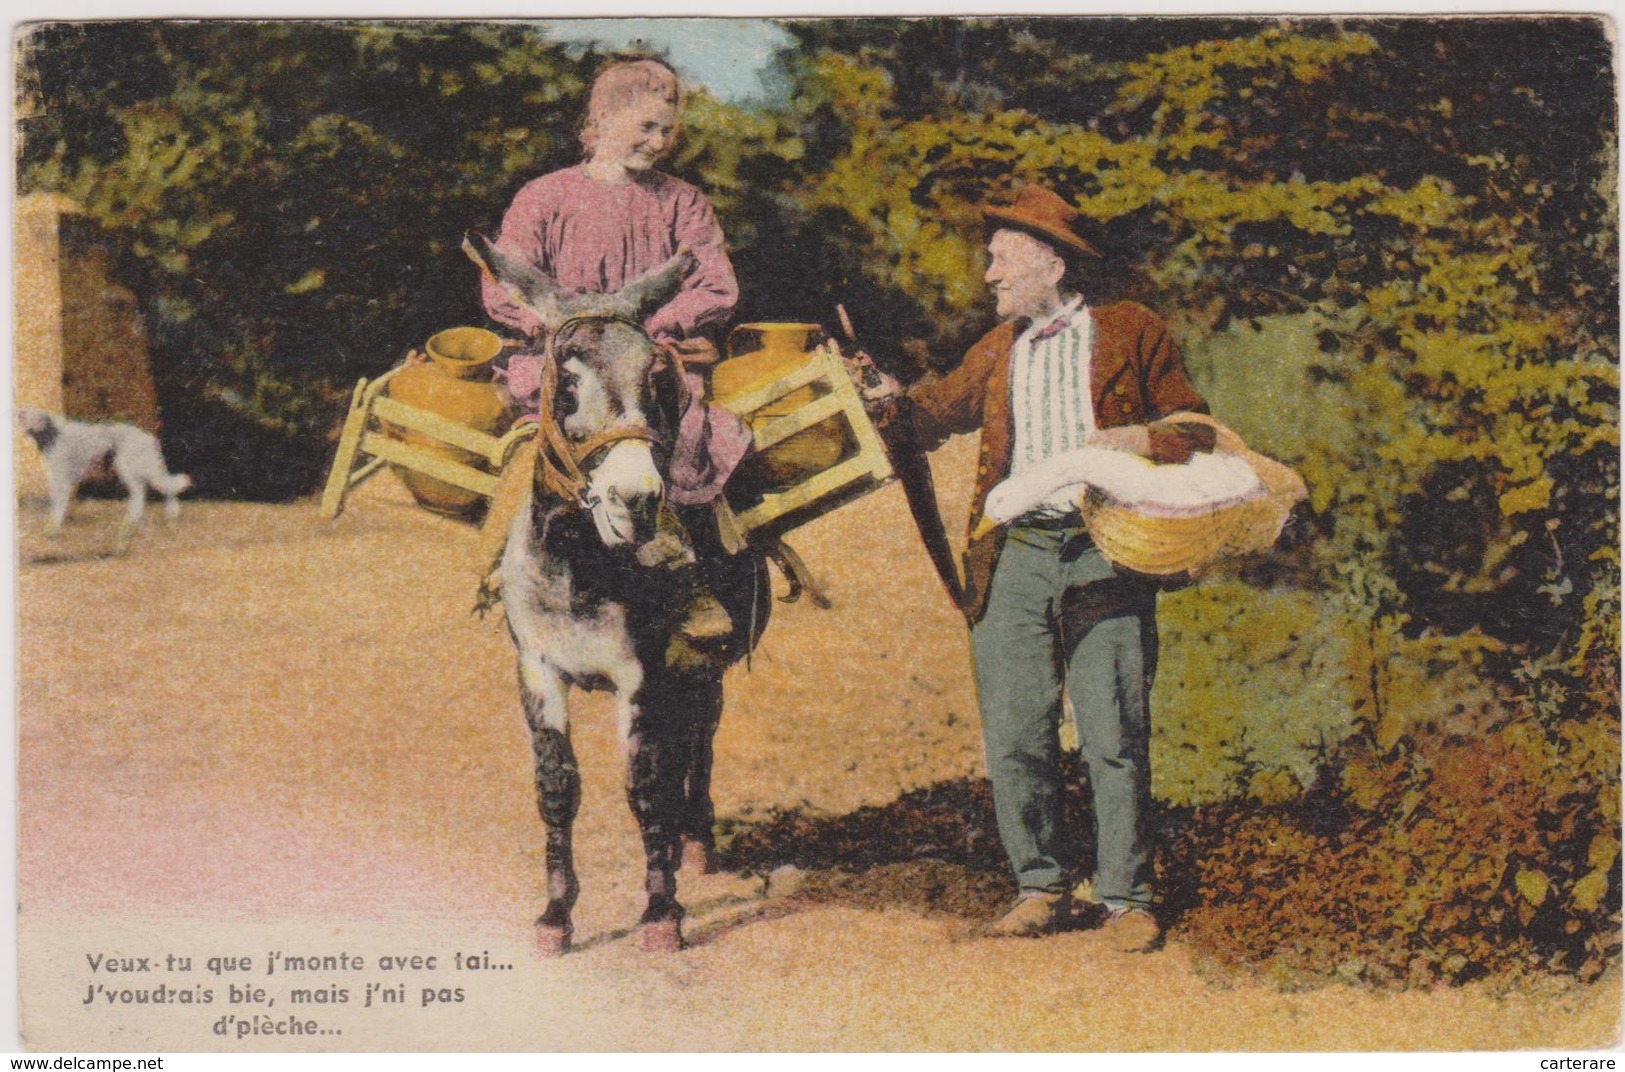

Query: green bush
left=1151, top=580, right=1354, bottom=807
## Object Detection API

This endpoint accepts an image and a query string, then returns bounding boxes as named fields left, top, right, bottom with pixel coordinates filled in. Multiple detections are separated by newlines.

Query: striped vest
left=1009, top=298, right=1095, bottom=482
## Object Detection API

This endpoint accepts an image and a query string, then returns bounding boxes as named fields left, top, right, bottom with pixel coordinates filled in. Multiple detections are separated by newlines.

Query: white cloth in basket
left=984, top=446, right=1266, bottom=524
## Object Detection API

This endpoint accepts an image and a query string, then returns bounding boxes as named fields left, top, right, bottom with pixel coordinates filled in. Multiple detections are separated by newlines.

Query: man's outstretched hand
left=836, top=343, right=903, bottom=411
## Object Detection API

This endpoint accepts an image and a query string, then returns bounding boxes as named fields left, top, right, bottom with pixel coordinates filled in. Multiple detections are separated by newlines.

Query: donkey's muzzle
left=583, top=439, right=665, bottom=548
left=624, top=492, right=662, bottom=546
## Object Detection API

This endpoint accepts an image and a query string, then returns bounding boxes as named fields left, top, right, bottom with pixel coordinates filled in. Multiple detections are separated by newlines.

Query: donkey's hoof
left=534, top=922, right=572, bottom=958
left=640, top=917, right=684, bottom=953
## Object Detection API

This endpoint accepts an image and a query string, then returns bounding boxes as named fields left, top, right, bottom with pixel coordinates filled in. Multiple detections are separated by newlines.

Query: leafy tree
left=19, top=21, right=594, bottom=495
left=748, top=17, right=1616, bottom=672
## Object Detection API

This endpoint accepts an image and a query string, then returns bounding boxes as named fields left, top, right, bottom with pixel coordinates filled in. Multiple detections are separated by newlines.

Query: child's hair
left=580, top=59, right=682, bottom=159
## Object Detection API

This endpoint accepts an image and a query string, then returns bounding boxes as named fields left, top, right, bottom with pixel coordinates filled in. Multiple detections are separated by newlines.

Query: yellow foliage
left=284, top=268, right=326, bottom=295
left=1570, top=868, right=1610, bottom=912
left=1248, top=768, right=1303, bottom=806
left=1498, top=478, right=1552, bottom=517
left=1586, top=830, right=1619, bottom=872
left=1515, top=868, right=1550, bottom=906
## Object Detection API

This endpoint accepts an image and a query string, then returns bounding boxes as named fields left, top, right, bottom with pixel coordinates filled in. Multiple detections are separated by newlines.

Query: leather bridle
left=531, top=314, right=663, bottom=510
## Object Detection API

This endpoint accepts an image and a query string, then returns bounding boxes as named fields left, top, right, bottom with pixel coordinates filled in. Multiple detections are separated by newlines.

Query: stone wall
left=13, top=194, right=160, bottom=498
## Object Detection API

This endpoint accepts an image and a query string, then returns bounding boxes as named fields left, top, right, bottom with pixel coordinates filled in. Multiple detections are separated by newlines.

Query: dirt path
left=14, top=446, right=1620, bottom=1051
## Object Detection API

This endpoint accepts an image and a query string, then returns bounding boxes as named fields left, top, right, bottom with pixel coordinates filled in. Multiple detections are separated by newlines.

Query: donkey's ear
left=600, top=247, right=698, bottom=322
left=462, top=231, right=566, bottom=327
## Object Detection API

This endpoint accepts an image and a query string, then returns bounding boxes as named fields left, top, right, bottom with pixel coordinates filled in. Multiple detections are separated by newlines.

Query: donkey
left=467, top=234, right=768, bottom=954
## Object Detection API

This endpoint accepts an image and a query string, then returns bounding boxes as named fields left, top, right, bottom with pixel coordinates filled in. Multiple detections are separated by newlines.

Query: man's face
left=592, top=96, right=678, bottom=173
left=984, top=228, right=1066, bottom=322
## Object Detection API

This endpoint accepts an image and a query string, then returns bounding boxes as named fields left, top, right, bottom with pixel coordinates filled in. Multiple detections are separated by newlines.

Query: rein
left=531, top=314, right=663, bottom=510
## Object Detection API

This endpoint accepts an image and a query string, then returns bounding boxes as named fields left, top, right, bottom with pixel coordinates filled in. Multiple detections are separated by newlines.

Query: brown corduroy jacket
left=906, top=301, right=1212, bottom=624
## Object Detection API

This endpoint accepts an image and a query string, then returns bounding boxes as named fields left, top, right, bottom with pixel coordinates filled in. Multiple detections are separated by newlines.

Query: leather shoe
left=1097, top=905, right=1160, bottom=952
left=985, top=891, right=1069, bottom=938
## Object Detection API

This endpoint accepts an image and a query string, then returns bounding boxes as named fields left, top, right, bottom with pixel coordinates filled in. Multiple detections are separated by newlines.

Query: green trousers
left=970, top=526, right=1159, bottom=905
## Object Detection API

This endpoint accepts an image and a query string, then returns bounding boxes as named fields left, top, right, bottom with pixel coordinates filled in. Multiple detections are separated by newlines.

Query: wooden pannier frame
left=318, top=364, right=537, bottom=520
left=321, top=342, right=894, bottom=550
left=710, top=341, right=893, bottom=553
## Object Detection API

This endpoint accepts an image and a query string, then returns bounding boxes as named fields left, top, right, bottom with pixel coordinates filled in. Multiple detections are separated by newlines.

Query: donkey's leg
left=519, top=655, right=579, bottom=956
left=677, top=672, right=724, bottom=874
left=621, top=677, right=689, bottom=951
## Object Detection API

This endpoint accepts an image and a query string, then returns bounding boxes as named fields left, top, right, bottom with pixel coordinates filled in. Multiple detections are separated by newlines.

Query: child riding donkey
left=477, top=58, right=755, bottom=656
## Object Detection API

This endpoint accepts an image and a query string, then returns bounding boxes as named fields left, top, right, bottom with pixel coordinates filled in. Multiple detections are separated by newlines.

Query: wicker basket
left=1080, top=413, right=1306, bottom=577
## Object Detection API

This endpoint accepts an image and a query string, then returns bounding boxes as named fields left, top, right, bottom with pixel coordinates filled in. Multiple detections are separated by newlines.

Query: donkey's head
left=466, top=232, right=696, bottom=549
left=549, top=316, right=667, bottom=547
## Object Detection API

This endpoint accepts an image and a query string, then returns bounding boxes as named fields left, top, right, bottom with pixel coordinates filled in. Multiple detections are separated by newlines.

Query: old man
left=861, top=184, right=1213, bottom=948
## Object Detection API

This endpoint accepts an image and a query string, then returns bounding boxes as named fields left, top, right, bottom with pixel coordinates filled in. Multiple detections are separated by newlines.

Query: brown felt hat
left=982, top=184, right=1101, bottom=261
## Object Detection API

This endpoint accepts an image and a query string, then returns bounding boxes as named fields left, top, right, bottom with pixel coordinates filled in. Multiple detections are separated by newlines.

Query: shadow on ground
left=712, top=755, right=1211, bottom=928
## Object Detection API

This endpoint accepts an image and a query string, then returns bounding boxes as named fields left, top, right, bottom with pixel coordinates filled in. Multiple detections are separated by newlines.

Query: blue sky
left=537, top=18, right=793, bottom=103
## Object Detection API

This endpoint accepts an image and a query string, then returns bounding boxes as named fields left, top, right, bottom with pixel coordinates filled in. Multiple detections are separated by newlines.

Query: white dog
left=17, top=406, right=193, bottom=552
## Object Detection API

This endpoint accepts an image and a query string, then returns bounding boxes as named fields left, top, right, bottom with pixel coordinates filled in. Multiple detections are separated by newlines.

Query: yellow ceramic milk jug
left=385, top=326, right=510, bottom=518
left=711, top=323, right=851, bottom=493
